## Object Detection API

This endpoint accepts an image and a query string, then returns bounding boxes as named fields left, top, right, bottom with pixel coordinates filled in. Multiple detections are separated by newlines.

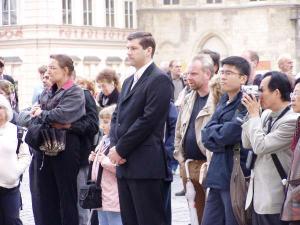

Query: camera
left=241, top=85, right=259, bottom=100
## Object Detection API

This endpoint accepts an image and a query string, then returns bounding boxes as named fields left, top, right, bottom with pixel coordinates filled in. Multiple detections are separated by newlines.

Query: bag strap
left=16, top=126, right=25, bottom=154
left=271, top=153, right=287, bottom=185
left=264, top=106, right=290, bottom=186
left=87, top=144, right=110, bottom=186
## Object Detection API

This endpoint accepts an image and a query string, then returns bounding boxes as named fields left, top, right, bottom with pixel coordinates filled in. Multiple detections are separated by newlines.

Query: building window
left=124, top=1, right=133, bottom=28
left=83, top=0, right=92, bottom=25
left=62, top=0, right=72, bottom=24
left=2, top=0, right=17, bottom=25
left=163, top=0, right=179, bottom=4
left=207, top=0, right=222, bottom=3
left=106, top=0, right=115, bottom=27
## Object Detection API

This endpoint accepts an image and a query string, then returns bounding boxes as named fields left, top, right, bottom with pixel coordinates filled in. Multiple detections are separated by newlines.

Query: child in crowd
left=89, top=104, right=123, bottom=225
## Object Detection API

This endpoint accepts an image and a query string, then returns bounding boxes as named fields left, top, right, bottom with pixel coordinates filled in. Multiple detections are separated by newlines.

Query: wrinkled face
left=0, top=105, right=7, bottom=125
left=47, top=59, right=68, bottom=84
left=220, top=64, right=247, bottom=94
left=259, top=76, right=278, bottom=110
left=126, top=39, right=152, bottom=69
left=42, top=72, right=52, bottom=89
left=97, top=80, right=115, bottom=96
left=100, top=117, right=111, bottom=135
left=279, top=59, right=293, bottom=73
left=291, top=83, right=300, bottom=113
left=187, top=60, right=210, bottom=92
left=170, top=61, right=182, bottom=79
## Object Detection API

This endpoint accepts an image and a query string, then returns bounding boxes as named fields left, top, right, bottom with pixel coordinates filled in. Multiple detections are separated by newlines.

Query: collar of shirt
left=62, top=79, right=74, bottom=90
left=134, top=60, right=153, bottom=80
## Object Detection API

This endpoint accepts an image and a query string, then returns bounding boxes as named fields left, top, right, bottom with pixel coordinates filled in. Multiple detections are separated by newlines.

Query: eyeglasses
left=290, top=92, right=300, bottom=98
left=219, top=70, right=242, bottom=77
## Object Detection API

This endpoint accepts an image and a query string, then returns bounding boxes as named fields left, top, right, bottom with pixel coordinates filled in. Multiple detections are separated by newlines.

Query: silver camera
left=241, top=85, right=259, bottom=99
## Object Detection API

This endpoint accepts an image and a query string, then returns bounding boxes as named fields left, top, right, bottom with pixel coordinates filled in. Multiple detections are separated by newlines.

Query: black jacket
left=110, top=63, right=173, bottom=179
left=70, top=90, right=99, bottom=167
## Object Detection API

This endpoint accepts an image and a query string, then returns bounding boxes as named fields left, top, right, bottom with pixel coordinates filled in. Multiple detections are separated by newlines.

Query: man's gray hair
left=192, top=54, right=214, bottom=77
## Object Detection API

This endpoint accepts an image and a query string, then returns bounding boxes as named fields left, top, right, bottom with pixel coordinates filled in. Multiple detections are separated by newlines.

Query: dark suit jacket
left=110, top=63, right=173, bottom=179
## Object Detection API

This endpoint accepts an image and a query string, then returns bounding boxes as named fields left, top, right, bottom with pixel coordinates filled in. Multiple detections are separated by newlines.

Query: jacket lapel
left=121, top=63, right=155, bottom=103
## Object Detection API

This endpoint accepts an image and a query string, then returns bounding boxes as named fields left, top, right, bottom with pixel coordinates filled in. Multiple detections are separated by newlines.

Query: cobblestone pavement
left=20, top=169, right=190, bottom=225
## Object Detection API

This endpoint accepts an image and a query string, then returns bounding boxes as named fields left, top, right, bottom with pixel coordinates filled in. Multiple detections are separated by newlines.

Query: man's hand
left=241, top=93, right=260, bottom=118
left=108, top=146, right=126, bottom=165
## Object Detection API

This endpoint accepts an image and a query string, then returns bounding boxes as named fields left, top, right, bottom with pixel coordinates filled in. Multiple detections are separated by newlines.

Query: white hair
left=0, top=94, right=13, bottom=122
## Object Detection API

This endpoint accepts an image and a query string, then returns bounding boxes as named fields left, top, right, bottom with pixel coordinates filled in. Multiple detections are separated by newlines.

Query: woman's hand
left=31, top=105, right=43, bottom=117
left=88, top=151, right=96, bottom=162
left=97, top=153, right=105, bottom=163
left=241, top=93, right=260, bottom=118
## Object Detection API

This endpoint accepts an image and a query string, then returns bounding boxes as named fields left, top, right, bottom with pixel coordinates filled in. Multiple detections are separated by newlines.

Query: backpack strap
left=16, top=126, right=25, bottom=154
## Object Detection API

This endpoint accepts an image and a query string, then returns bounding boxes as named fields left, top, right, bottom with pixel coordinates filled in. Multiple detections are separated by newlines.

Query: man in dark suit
left=108, top=31, right=173, bottom=225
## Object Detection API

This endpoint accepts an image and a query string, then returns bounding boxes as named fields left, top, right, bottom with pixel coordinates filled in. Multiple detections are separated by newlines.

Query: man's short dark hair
left=221, top=56, right=251, bottom=78
left=263, top=71, right=292, bottom=102
left=127, top=31, right=156, bottom=57
left=199, top=49, right=220, bottom=73
left=0, top=57, right=4, bottom=68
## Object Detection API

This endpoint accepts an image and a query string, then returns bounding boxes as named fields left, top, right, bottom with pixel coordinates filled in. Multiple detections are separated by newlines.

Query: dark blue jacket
left=201, top=91, right=249, bottom=190
left=164, top=102, right=178, bottom=182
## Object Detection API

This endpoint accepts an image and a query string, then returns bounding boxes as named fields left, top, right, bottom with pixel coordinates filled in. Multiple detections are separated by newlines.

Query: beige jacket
left=242, top=108, right=298, bottom=214
left=174, top=91, right=214, bottom=165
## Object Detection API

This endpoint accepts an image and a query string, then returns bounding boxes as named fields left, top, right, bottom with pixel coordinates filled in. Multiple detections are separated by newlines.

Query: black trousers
left=33, top=150, right=80, bottom=225
left=117, top=178, right=167, bottom=225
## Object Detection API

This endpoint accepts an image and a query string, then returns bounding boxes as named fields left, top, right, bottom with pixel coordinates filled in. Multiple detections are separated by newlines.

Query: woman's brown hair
left=96, top=68, right=120, bottom=91
left=50, top=54, right=74, bottom=76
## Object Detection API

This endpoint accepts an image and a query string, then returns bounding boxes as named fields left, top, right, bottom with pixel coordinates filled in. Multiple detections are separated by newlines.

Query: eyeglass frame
left=290, top=92, right=300, bottom=99
left=219, top=69, right=243, bottom=77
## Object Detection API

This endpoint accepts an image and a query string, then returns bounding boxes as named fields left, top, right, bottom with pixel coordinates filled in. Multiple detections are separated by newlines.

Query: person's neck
left=271, top=101, right=290, bottom=113
left=227, top=89, right=240, bottom=102
left=56, top=76, right=70, bottom=89
left=197, top=86, right=209, bottom=97
left=0, top=121, right=6, bottom=128
left=135, top=59, right=151, bottom=71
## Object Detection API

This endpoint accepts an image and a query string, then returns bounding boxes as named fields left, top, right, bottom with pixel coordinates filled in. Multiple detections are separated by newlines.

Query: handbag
left=79, top=147, right=110, bottom=209
left=230, top=144, right=251, bottom=225
left=39, top=127, right=66, bottom=156
left=24, top=119, right=45, bottom=150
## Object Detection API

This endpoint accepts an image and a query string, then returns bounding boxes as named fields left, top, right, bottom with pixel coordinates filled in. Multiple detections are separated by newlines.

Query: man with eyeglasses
left=241, top=71, right=297, bottom=225
left=201, top=56, right=250, bottom=225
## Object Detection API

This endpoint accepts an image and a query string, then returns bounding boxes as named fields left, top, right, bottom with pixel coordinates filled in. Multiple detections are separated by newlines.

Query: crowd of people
left=0, top=31, right=299, bottom=225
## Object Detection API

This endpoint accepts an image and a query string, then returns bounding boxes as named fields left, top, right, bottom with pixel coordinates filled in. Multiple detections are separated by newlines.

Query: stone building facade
left=137, top=0, right=300, bottom=73
left=0, top=0, right=137, bottom=107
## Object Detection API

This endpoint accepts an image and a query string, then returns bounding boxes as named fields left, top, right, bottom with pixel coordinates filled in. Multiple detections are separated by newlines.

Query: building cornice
left=137, top=3, right=300, bottom=12
left=0, top=24, right=137, bottom=42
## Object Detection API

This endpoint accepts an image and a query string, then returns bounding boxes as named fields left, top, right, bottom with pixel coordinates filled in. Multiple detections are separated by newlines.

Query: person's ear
left=240, top=75, right=248, bottom=85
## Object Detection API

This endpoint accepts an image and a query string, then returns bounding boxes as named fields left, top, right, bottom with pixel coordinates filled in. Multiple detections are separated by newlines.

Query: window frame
left=1, top=0, right=17, bottom=26
left=62, top=0, right=72, bottom=25
left=83, top=0, right=92, bottom=25
left=124, top=1, right=133, bottom=28
left=106, top=0, right=115, bottom=27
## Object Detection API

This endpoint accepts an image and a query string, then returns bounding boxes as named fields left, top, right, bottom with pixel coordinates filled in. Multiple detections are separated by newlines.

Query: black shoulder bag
left=79, top=147, right=109, bottom=209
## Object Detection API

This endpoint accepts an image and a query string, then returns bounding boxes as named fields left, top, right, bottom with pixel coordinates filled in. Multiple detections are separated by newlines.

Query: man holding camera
left=241, top=71, right=297, bottom=225
left=201, top=56, right=250, bottom=225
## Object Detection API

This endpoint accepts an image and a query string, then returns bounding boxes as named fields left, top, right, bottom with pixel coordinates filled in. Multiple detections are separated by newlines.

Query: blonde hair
left=0, top=80, right=13, bottom=96
left=99, top=104, right=116, bottom=120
